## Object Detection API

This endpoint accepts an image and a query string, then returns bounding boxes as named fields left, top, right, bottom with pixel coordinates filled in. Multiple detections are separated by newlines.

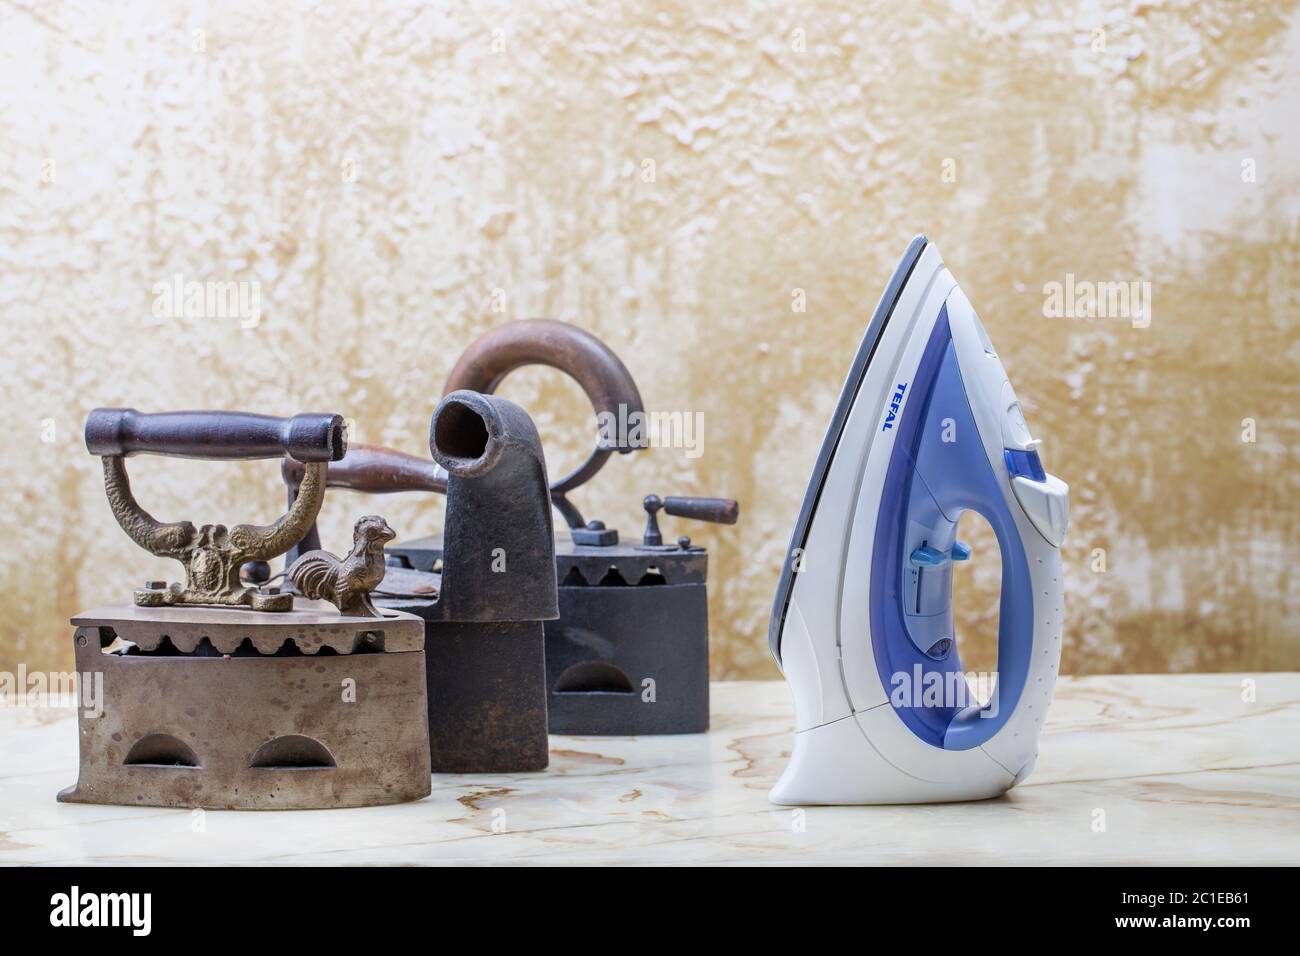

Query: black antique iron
left=280, top=390, right=557, bottom=772
left=65, top=409, right=431, bottom=810
left=282, top=320, right=739, bottom=737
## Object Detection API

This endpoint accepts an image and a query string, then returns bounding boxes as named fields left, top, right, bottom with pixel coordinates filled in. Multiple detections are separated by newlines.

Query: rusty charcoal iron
left=61, top=408, right=431, bottom=810
left=285, top=320, right=739, bottom=736
left=280, top=390, right=558, bottom=773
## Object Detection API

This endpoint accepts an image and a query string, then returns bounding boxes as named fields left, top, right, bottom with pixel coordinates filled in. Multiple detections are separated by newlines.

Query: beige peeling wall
left=1, top=1, right=1296, bottom=679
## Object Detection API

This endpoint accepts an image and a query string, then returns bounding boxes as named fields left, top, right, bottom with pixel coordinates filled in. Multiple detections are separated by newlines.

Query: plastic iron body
left=769, top=236, right=1069, bottom=805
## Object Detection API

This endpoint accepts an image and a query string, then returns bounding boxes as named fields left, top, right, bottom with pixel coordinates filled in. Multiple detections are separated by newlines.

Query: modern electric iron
left=769, top=236, right=1069, bottom=805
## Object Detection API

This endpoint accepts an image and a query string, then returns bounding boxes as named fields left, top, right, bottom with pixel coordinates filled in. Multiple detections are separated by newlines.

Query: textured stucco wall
left=1, top=0, right=1297, bottom=679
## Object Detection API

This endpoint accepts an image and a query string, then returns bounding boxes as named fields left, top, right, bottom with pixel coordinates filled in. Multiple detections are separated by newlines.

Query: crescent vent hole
left=124, top=734, right=200, bottom=768
left=554, top=661, right=635, bottom=695
left=249, top=735, right=336, bottom=770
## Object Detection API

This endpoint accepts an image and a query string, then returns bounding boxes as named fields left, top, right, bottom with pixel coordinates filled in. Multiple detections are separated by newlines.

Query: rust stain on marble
left=726, top=730, right=790, bottom=783
left=549, top=748, right=626, bottom=766
left=1134, top=776, right=1300, bottom=810
left=456, top=787, right=515, bottom=812
left=0, top=831, right=34, bottom=852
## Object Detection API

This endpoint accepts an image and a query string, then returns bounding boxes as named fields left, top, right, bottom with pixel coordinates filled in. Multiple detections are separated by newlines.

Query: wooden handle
left=85, top=408, right=347, bottom=463
left=662, top=496, right=740, bottom=525
left=282, top=444, right=447, bottom=494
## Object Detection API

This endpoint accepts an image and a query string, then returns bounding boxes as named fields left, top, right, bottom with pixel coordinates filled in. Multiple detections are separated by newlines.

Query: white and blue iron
left=769, top=236, right=1069, bottom=805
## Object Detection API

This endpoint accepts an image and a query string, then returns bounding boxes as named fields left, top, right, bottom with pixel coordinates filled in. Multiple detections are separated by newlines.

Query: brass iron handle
left=85, top=408, right=347, bottom=611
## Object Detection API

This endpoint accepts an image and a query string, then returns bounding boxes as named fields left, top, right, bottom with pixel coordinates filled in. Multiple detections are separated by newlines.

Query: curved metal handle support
left=443, top=319, right=645, bottom=527
left=102, top=456, right=195, bottom=559
left=230, top=462, right=327, bottom=561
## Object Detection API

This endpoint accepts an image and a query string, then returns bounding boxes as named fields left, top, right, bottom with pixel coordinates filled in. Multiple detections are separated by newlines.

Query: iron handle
left=443, top=320, right=645, bottom=526
left=85, top=408, right=347, bottom=463
left=642, top=494, right=740, bottom=546
left=444, top=319, right=645, bottom=435
left=662, top=495, right=740, bottom=525
left=282, top=444, right=448, bottom=493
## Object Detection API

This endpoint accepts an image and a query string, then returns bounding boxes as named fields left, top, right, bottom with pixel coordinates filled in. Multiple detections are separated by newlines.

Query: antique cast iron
left=282, top=390, right=557, bottom=773
left=61, top=409, right=431, bottom=810
left=284, top=320, right=739, bottom=737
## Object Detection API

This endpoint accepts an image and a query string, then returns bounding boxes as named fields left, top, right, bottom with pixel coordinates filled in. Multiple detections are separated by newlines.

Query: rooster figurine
left=288, top=515, right=397, bottom=617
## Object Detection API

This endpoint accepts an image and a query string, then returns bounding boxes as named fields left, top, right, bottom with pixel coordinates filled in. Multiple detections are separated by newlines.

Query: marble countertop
left=2, top=675, right=1296, bottom=865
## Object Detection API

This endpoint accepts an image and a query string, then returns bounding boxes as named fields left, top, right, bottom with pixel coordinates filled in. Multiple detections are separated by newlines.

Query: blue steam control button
left=909, top=545, right=948, bottom=567
left=951, top=541, right=971, bottom=561
left=1004, top=447, right=1046, bottom=482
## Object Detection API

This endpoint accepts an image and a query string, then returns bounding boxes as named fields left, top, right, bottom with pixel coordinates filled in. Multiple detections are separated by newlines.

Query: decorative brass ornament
left=287, top=514, right=397, bottom=617
left=86, top=407, right=347, bottom=613
left=102, top=456, right=327, bottom=612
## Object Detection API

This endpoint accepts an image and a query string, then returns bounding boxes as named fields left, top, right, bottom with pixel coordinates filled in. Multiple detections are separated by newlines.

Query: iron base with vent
left=388, top=535, right=711, bottom=735
left=58, top=602, right=431, bottom=810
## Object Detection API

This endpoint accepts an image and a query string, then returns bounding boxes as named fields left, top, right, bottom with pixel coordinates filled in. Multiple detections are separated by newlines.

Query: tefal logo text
left=881, top=383, right=908, bottom=430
